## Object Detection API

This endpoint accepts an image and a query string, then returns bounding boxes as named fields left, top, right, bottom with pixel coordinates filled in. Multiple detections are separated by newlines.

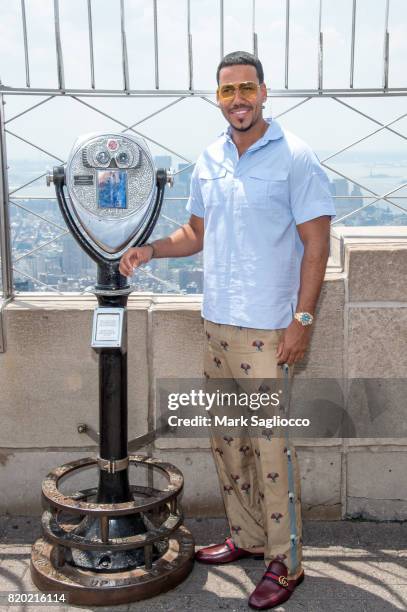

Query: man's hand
left=276, top=320, right=311, bottom=365
left=119, top=245, right=154, bottom=277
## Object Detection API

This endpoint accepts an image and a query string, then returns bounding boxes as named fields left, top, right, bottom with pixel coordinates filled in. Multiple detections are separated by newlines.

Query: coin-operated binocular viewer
left=30, top=134, right=194, bottom=606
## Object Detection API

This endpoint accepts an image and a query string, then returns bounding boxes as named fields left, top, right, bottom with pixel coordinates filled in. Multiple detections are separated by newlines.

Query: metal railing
left=3, top=0, right=404, bottom=96
left=1, top=0, right=407, bottom=302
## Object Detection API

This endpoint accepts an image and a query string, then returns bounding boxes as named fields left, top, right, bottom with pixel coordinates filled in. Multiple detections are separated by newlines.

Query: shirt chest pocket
left=198, top=168, right=228, bottom=207
left=241, top=168, right=289, bottom=210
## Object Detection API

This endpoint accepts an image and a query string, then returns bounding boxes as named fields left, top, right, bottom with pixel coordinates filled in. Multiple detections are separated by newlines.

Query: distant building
left=62, top=235, right=94, bottom=276
left=19, top=255, right=38, bottom=280
left=350, top=184, right=363, bottom=208
left=332, top=178, right=349, bottom=197
left=178, top=269, right=203, bottom=293
left=46, top=273, right=60, bottom=286
left=14, top=279, right=34, bottom=291
left=171, top=163, right=194, bottom=198
left=152, top=258, right=169, bottom=278
left=177, top=163, right=194, bottom=184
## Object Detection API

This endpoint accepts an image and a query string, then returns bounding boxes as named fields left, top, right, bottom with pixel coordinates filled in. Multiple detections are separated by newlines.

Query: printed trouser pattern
left=203, top=319, right=303, bottom=580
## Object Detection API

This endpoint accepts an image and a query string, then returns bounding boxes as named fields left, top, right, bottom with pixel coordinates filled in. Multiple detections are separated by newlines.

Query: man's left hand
left=276, top=320, right=311, bottom=365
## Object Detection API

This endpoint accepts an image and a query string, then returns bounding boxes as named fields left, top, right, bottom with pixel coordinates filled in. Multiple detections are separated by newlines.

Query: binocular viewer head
left=48, top=132, right=168, bottom=263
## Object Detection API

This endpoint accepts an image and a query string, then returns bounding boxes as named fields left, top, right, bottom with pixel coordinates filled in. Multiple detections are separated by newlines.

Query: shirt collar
left=219, top=117, right=284, bottom=145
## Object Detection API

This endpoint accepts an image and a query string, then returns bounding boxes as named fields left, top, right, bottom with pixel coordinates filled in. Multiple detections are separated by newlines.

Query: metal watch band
left=144, top=242, right=155, bottom=258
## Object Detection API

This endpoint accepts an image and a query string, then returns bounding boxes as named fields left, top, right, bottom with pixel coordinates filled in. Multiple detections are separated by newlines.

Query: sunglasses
left=217, top=81, right=261, bottom=102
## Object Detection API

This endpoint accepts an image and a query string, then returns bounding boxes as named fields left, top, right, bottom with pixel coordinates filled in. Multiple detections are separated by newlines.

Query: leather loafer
left=195, top=537, right=264, bottom=564
left=248, top=560, right=305, bottom=610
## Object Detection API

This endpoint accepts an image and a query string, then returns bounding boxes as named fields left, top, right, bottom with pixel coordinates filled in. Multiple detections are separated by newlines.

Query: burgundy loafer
left=248, top=560, right=305, bottom=610
left=195, top=537, right=264, bottom=564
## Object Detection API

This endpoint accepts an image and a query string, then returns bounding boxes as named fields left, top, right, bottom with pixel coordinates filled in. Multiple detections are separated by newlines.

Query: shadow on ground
left=0, top=516, right=406, bottom=611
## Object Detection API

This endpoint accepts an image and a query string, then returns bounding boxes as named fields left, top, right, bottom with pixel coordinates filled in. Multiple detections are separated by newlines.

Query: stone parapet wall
left=0, top=228, right=406, bottom=519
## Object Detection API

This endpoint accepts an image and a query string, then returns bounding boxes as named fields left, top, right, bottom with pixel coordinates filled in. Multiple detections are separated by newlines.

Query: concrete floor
left=0, top=516, right=406, bottom=611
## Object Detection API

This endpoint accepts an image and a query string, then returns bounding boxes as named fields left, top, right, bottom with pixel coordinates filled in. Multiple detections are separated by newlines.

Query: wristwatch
left=294, top=312, right=314, bottom=326
left=144, top=243, right=155, bottom=258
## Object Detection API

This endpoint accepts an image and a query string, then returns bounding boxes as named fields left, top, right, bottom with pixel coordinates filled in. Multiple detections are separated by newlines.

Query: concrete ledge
left=346, top=450, right=407, bottom=520
left=347, top=307, right=407, bottom=378
left=1, top=232, right=407, bottom=520
left=347, top=245, right=407, bottom=303
left=0, top=446, right=345, bottom=519
left=299, top=448, right=342, bottom=520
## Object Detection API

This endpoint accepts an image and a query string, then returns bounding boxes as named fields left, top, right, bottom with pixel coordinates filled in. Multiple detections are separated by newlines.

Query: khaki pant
left=203, top=319, right=303, bottom=580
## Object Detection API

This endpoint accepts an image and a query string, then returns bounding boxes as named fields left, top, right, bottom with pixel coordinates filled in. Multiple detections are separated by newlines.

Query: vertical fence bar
left=187, top=0, right=193, bottom=90
left=382, top=0, right=390, bottom=90
left=87, top=0, right=95, bottom=89
left=53, top=0, right=65, bottom=90
left=318, top=0, right=323, bottom=91
left=220, top=0, right=224, bottom=60
left=20, top=0, right=30, bottom=88
left=0, top=94, right=14, bottom=302
left=0, top=302, right=5, bottom=353
left=153, top=0, right=159, bottom=89
left=350, top=0, right=356, bottom=88
left=120, top=0, right=130, bottom=92
left=252, top=0, right=258, bottom=58
left=285, top=0, right=290, bottom=89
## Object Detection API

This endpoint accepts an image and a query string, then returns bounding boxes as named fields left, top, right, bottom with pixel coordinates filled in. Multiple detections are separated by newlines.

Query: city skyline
left=1, top=2, right=406, bottom=294
left=8, top=149, right=407, bottom=294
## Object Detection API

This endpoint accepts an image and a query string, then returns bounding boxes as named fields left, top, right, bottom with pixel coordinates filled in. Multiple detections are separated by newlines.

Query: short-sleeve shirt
left=186, top=118, right=336, bottom=330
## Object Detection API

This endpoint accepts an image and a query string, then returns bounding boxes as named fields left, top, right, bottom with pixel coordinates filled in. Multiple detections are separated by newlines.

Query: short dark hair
left=216, top=51, right=264, bottom=85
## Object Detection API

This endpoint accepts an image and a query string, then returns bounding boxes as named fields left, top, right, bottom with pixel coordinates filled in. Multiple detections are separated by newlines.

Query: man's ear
left=260, top=82, right=267, bottom=103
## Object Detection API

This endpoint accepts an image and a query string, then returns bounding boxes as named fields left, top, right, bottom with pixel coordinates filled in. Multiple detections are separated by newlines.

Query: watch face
left=296, top=312, right=313, bottom=325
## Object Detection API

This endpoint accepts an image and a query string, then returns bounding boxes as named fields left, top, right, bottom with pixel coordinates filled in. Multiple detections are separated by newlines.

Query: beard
left=227, top=106, right=261, bottom=132
left=231, top=119, right=257, bottom=132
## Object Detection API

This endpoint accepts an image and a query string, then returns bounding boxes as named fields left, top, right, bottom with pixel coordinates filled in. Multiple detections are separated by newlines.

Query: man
left=120, top=51, right=336, bottom=609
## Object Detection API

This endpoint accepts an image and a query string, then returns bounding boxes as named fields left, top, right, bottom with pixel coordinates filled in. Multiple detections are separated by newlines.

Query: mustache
left=229, top=104, right=252, bottom=112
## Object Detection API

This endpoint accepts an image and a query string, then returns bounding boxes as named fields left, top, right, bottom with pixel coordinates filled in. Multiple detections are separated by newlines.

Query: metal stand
left=67, top=264, right=146, bottom=572
left=31, top=456, right=194, bottom=605
left=30, top=262, right=194, bottom=605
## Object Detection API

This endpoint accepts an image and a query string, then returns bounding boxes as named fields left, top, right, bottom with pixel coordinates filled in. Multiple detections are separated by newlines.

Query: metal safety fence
left=1, top=0, right=407, bottom=302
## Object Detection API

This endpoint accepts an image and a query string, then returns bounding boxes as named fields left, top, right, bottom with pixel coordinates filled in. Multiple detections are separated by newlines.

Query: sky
left=0, top=0, right=407, bottom=179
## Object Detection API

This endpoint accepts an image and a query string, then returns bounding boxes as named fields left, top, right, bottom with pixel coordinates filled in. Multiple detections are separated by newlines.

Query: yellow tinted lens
left=239, top=82, right=258, bottom=99
left=219, top=84, right=236, bottom=100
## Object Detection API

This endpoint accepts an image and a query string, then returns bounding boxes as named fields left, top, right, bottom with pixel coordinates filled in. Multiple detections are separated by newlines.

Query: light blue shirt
left=186, top=118, right=336, bottom=330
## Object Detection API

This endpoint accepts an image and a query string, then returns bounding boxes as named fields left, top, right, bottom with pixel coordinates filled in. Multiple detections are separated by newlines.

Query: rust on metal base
left=42, top=455, right=184, bottom=516
left=31, top=454, right=195, bottom=604
left=30, top=526, right=194, bottom=606
left=41, top=504, right=183, bottom=550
